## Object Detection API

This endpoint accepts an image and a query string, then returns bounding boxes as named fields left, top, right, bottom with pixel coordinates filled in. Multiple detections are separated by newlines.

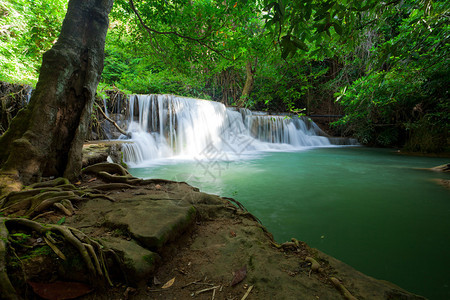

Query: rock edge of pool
left=14, top=170, right=424, bottom=300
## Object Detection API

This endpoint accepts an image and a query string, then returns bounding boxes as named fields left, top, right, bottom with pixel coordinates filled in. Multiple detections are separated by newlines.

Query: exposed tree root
left=0, top=175, right=120, bottom=218
left=0, top=162, right=143, bottom=298
left=31, top=211, right=55, bottom=221
left=223, top=196, right=247, bottom=211
left=29, top=177, right=70, bottom=188
left=0, top=219, right=19, bottom=300
left=270, top=236, right=358, bottom=299
left=83, top=164, right=190, bottom=187
left=82, top=163, right=147, bottom=185
left=0, top=162, right=195, bottom=298
left=305, top=256, right=321, bottom=272
left=222, top=196, right=264, bottom=225
left=83, top=163, right=130, bottom=177
left=330, top=277, right=358, bottom=300
left=54, top=202, right=73, bottom=216
left=83, top=193, right=116, bottom=202
left=1, top=217, right=114, bottom=296
left=141, top=178, right=184, bottom=185
left=83, top=164, right=195, bottom=187
left=90, top=183, right=137, bottom=191
left=270, top=240, right=297, bottom=250
left=96, top=171, right=142, bottom=184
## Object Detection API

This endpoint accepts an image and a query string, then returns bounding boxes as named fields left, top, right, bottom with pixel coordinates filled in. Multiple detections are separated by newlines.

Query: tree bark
left=238, top=59, right=257, bottom=107
left=0, top=0, right=114, bottom=185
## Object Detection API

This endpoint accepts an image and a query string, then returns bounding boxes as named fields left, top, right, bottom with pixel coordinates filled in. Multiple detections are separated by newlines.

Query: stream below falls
left=129, top=147, right=450, bottom=299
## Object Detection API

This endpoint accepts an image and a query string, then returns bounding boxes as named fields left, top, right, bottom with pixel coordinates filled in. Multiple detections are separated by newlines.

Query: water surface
left=130, top=147, right=450, bottom=299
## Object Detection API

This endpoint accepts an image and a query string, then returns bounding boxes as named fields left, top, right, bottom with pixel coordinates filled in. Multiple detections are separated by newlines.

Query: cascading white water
left=120, top=94, right=336, bottom=166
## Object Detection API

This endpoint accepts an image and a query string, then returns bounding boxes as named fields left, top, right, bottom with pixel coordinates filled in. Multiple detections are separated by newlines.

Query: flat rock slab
left=103, top=198, right=196, bottom=250
left=65, top=183, right=203, bottom=284
left=101, top=237, right=160, bottom=282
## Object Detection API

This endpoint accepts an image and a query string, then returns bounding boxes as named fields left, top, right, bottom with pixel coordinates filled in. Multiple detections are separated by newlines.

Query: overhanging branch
left=96, top=105, right=128, bottom=136
left=128, top=0, right=234, bottom=60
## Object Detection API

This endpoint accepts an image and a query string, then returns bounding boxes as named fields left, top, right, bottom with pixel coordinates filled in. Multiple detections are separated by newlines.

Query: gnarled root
left=97, top=171, right=142, bottom=184
left=330, top=277, right=358, bottom=300
left=0, top=219, right=19, bottom=300
left=1, top=217, right=114, bottom=297
left=305, top=256, right=321, bottom=272
left=1, top=188, right=81, bottom=218
left=223, top=196, right=247, bottom=211
left=82, top=163, right=144, bottom=185
left=29, top=177, right=70, bottom=188
left=223, top=196, right=264, bottom=225
left=88, top=183, right=137, bottom=191
left=83, top=163, right=130, bottom=177
left=271, top=238, right=304, bottom=251
left=0, top=176, right=119, bottom=217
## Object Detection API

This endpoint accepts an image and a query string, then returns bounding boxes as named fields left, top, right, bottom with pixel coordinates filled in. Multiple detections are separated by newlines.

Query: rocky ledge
left=3, top=169, right=426, bottom=299
left=82, top=141, right=130, bottom=167
left=49, top=143, right=428, bottom=300
left=33, top=174, right=421, bottom=299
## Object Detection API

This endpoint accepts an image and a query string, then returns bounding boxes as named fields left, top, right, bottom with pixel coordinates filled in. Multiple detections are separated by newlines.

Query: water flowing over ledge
left=112, top=94, right=356, bottom=166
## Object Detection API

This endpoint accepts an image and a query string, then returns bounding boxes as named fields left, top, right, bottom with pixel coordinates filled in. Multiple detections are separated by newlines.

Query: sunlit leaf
left=162, top=277, right=175, bottom=289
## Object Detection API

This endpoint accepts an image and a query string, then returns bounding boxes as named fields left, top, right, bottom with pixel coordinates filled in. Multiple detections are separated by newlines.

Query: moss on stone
left=142, top=254, right=155, bottom=265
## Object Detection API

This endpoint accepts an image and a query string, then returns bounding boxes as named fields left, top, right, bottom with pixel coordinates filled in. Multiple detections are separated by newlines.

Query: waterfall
left=120, top=94, right=341, bottom=166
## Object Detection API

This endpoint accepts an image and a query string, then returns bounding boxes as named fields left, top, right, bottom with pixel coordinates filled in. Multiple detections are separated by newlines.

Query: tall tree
left=0, top=0, right=114, bottom=189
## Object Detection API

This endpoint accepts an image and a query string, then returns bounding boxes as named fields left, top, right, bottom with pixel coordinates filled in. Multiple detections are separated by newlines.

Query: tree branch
left=128, top=0, right=234, bottom=60
left=96, top=105, right=128, bottom=136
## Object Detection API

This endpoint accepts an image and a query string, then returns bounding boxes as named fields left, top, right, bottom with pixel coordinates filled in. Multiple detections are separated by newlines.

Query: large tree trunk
left=0, top=0, right=114, bottom=185
left=237, top=59, right=257, bottom=107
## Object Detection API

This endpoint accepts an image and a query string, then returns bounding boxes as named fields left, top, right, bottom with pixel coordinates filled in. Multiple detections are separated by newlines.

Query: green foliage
left=9, top=245, right=53, bottom=268
left=56, top=216, right=66, bottom=225
left=0, top=0, right=66, bottom=84
left=1, top=0, right=447, bottom=153
left=331, top=0, right=449, bottom=151
left=9, top=232, right=31, bottom=245
left=333, top=63, right=449, bottom=151
left=251, top=56, right=328, bottom=112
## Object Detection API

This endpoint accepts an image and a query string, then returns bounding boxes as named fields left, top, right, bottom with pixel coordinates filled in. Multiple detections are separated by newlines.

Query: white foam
left=120, top=95, right=340, bottom=166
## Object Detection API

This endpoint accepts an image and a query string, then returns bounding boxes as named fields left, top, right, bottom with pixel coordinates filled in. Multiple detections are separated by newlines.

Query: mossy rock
left=101, top=237, right=160, bottom=283
left=103, top=199, right=196, bottom=250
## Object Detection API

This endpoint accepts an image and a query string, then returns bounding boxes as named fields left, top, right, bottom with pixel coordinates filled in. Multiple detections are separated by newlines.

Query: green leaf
left=290, top=36, right=309, bottom=51
left=333, top=22, right=342, bottom=35
left=304, top=5, right=312, bottom=21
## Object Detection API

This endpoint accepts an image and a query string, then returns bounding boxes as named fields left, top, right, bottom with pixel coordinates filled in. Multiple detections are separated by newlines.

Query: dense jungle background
left=1, top=0, right=448, bottom=152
